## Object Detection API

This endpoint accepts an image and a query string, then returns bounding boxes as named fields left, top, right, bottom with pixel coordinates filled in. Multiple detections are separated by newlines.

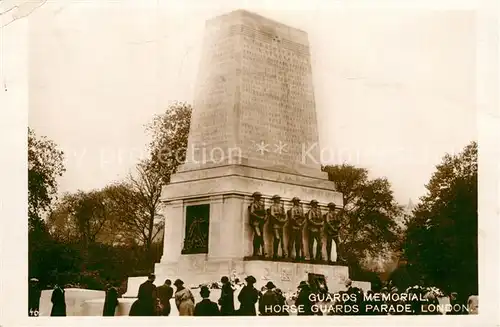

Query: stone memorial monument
left=151, top=9, right=365, bottom=293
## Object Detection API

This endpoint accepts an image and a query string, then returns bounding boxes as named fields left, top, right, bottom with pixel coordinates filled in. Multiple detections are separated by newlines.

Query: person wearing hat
left=173, top=279, right=195, bottom=316
left=258, top=281, right=280, bottom=316
left=103, top=282, right=120, bottom=316
left=29, top=278, right=41, bottom=316
left=237, top=276, right=259, bottom=315
left=344, top=279, right=363, bottom=316
left=218, top=276, right=235, bottom=315
left=50, top=280, right=66, bottom=317
left=306, top=199, right=324, bottom=261
left=248, top=191, right=267, bottom=257
left=157, top=279, right=174, bottom=316
left=269, top=194, right=287, bottom=259
left=194, top=285, right=220, bottom=316
left=324, top=202, right=341, bottom=263
left=447, top=291, right=465, bottom=315
left=135, top=274, right=158, bottom=316
left=287, top=197, right=306, bottom=261
left=295, top=281, right=314, bottom=315
left=274, top=288, right=289, bottom=316
left=421, top=290, right=439, bottom=315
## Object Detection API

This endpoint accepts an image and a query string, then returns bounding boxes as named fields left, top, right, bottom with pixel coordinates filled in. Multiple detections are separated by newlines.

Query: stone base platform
left=154, top=254, right=368, bottom=294
left=39, top=288, right=105, bottom=316
left=80, top=287, right=269, bottom=316
left=79, top=289, right=229, bottom=316
left=122, top=276, right=148, bottom=298
left=80, top=298, right=137, bottom=316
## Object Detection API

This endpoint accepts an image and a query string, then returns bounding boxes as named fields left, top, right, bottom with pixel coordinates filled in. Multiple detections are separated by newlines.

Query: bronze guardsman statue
left=287, top=197, right=306, bottom=261
left=268, top=194, right=287, bottom=259
left=306, top=199, right=324, bottom=261
left=324, top=202, right=341, bottom=263
left=248, top=192, right=267, bottom=257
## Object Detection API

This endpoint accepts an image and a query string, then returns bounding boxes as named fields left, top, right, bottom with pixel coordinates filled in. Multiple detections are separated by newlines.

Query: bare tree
left=128, top=160, right=164, bottom=254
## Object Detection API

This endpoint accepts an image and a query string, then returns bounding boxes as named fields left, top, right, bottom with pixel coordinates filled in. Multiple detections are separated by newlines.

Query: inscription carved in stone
left=261, top=267, right=272, bottom=280
left=185, top=10, right=321, bottom=170
left=281, top=268, right=292, bottom=281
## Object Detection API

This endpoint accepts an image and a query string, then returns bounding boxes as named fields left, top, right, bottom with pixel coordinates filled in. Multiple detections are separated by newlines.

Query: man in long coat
left=103, top=283, right=119, bottom=316
left=157, top=279, right=174, bottom=316
left=237, top=276, right=259, bottom=315
left=130, top=274, right=158, bottom=316
left=295, top=281, right=314, bottom=316
left=50, top=284, right=66, bottom=316
left=218, top=276, right=235, bottom=315
left=29, top=278, right=41, bottom=316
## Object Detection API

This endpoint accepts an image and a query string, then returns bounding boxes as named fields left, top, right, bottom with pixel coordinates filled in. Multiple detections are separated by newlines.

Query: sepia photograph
left=0, top=0, right=498, bottom=325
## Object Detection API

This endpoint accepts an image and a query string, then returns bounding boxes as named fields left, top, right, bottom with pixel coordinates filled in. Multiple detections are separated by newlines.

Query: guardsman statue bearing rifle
left=306, top=199, right=324, bottom=262
left=324, top=202, right=341, bottom=264
left=287, top=197, right=306, bottom=261
left=268, top=195, right=287, bottom=259
left=248, top=192, right=267, bottom=257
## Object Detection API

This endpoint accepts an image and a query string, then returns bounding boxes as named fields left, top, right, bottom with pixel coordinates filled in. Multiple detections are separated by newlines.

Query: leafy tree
left=28, top=128, right=65, bottom=281
left=46, top=193, right=80, bottom=243
left=403, top=142, right=477, bottom=299
left=322, top=164, right=403, bottom=273
left=28, top=128, right=65, bottom=229
left=47, top=190, right=110, bottom=248
left=145, top=102, right=192, bottom=185
left=45, top=184, right=163, bottom=284
left=47, top=178, right=164, bottom=254
left=98, top=183, right=145, bottom=246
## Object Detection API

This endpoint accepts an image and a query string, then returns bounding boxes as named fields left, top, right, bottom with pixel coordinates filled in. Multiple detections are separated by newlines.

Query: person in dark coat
left=259, top=281, right=280, bottom=316
left=237, top=276, right=259, bottom=316
left=129, top=274, right=158, bottom=316
left=103, top=283, right=120, bottom=316
left=275, top=288, right=289, bottom=316
left=50, top=284, right=66, bottom=316
left=295, top=281, right=314, bottom=316
left=344, top=279, right=364, bottom=316
left=448, top=292, right=466, bottom=315
left=218, top=276, right=235, bottom=315
left=29, top=278, right=41, bottom=316
left=194, top=286, right=220, bottom=316
left=157, top=279, right=174, bottom=316
left=129, top=299, right=141, bottom=316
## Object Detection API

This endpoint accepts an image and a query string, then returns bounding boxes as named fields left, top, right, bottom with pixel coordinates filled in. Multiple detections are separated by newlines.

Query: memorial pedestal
left=159, top=164, right=343, bottom=264
left=155, top=255, right=363, bottom=294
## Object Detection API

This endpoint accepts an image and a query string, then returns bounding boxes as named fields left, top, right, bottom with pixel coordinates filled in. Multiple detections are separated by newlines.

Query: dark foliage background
left=401, top=142, right=478, bottom=301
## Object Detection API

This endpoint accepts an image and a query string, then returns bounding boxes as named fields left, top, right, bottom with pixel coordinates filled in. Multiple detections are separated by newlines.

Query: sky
left=26, top=0, right=477, bottom=204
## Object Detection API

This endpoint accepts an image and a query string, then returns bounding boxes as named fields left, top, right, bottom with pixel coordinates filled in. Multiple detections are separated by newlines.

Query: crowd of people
left=127, top=274, right=263, bottom=316
left=117, top=274, right=476, bottom=316
left=28, top=274, right=477, bottom=317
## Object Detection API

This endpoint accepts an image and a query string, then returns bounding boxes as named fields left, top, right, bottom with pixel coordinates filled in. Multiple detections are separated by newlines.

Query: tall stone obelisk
left=181, top=9, right=323, bottom=176
left=155, top=10, right=352, bottom=292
